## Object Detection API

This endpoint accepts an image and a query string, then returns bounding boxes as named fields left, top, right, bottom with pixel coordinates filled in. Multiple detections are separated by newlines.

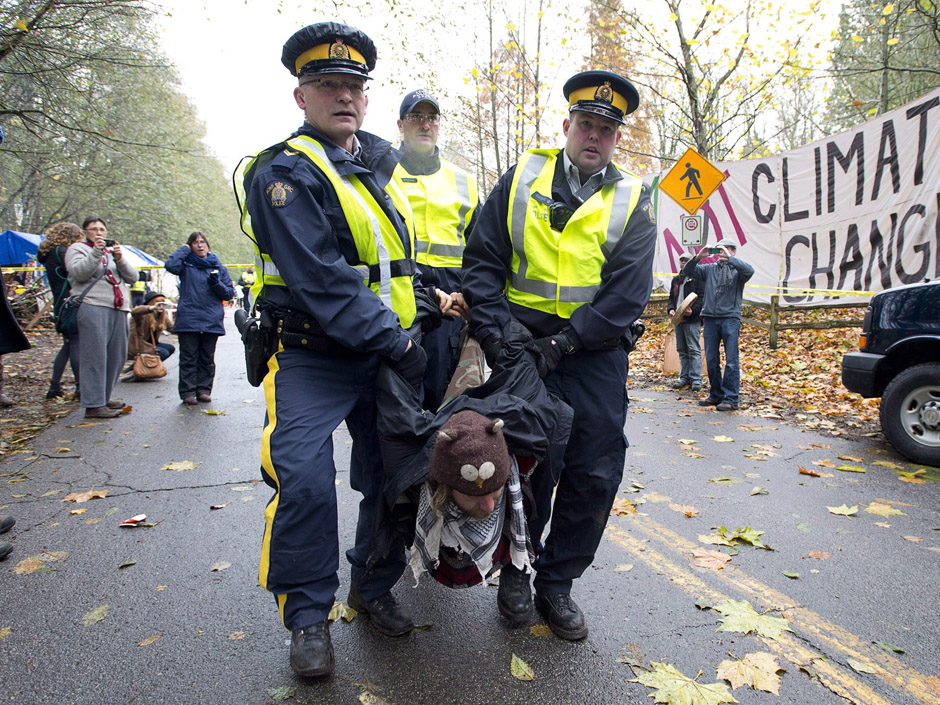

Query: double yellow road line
left=606, top=518, right=940, bottom=705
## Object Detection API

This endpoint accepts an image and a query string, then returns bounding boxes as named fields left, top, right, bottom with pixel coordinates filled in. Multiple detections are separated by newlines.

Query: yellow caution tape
left=655, top=273, right=875, bottom=297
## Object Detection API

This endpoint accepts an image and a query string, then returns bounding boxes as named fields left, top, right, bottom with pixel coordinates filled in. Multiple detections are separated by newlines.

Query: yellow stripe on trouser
left=258, top=343, right=287, bottom=626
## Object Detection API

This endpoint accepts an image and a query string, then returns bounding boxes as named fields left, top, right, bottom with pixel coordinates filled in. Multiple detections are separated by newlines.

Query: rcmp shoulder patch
left=641, top=202, right=657, bottom=225
left=265, top=179, right=297, bottom=208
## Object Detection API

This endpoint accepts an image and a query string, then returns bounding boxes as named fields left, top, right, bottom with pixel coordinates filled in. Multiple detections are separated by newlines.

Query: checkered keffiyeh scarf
left=410, top=456, right=532, bottom=587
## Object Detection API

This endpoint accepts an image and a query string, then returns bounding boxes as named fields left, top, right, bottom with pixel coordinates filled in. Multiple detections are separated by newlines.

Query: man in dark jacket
left=667, top=252, right=705, bottom=391
left=683, top=238, right=754, bottom=411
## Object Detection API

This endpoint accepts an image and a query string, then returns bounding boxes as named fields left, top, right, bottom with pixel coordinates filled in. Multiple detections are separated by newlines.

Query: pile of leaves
left=629, top=311, right=881, bottom=437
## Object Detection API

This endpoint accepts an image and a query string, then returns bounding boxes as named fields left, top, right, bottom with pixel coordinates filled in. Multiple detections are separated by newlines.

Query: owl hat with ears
left=428, top=410, right=511, bottom=496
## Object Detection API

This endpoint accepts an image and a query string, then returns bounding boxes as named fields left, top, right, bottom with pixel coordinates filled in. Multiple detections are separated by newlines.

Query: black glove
left=389, top=342, right=427, bottom=389
left=534, top=330, right=576, bottom=378
left=479, top=331, right=503, bottom=368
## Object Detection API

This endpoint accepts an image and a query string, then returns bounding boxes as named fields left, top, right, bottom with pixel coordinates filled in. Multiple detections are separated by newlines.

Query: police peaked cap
left=281, top=22, right=377, bottom=78
left=563, top=70, right=639, bottom=124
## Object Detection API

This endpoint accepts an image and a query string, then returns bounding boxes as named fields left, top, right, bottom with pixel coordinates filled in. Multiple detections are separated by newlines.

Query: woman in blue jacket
left=164, top=231, right=235, bottom=405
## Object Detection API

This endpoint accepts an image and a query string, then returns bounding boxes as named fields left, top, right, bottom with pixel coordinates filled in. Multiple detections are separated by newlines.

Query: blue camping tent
left=0, top=230, right=42, bottom=266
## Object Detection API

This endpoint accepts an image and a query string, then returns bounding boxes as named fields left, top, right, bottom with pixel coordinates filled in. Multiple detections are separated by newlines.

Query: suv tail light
left=858, top=306, right=873, bottom=350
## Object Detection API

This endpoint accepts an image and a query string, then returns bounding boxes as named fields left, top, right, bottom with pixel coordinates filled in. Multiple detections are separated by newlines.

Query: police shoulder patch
left=265, top=179, right=298, bottom=208
left=641, top=202, right=657, bottom=225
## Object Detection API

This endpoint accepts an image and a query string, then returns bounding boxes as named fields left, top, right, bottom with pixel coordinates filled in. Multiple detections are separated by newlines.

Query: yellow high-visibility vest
left=392, top=160, right=477, bottom=269
left=505, top=149, right=643, bottom=318
left=234, top=135, right=417, bottom=328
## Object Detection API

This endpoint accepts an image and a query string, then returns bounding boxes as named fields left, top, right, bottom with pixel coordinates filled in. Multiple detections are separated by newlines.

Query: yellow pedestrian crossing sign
left=659, top=147, right=726, bottom=215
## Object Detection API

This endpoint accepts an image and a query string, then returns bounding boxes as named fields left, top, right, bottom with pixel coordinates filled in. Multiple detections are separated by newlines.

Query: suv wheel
left=880, top=362, right=940, bottom=466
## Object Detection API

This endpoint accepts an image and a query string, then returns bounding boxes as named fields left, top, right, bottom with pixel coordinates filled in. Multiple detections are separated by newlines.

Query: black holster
left=235, top=308, right=277, bottom=387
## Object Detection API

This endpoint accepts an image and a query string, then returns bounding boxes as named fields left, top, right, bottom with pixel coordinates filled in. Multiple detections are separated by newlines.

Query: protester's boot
left=497, top=564, right=533, bottom=624
left=0, top=360, right=13, bottom=408
left=45, top=382, right=65, bottom=400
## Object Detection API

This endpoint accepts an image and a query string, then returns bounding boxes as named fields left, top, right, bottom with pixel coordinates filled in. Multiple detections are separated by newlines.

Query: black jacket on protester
left=667, top=270, right=705, bottom=324
left=367, top=320, right=573, bottom=571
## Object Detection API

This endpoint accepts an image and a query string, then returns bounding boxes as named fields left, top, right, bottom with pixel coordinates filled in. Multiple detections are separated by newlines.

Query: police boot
left=497, top=564, right=533, bottom=624
left=290, top=621, right=334, bottom=677
left=347, top=586, right=414, bottom=636
left=534, top=591, right=588, bottom=641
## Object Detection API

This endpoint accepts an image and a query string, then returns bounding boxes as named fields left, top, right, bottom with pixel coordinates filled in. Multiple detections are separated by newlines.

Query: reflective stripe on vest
left=284, top=136, right=416, bottom=328
left=392, top=160, right=478, bottom=268
left=233, top=153, right=283, bottom=305
left=505, top=149, right=643, bottom=318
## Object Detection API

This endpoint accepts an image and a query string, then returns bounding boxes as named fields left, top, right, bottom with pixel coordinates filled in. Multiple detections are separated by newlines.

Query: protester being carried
left=65, top=217, right=137, bottom=419
left=37, top=222, right=84, bottom=399
left=410, top=409, right=532, bottom=589
left=164, top=231, right=234, bottom=405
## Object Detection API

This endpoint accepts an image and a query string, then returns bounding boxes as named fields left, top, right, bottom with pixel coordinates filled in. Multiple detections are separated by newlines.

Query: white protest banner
left=647, top=87, right=940, bottom=306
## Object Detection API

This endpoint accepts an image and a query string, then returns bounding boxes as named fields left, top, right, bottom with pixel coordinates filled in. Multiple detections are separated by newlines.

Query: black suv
left=842, top=280, right=940, bottom=466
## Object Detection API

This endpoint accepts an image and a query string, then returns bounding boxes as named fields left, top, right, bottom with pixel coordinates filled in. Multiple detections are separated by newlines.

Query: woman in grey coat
left=65, top=217, right=138, bottom=418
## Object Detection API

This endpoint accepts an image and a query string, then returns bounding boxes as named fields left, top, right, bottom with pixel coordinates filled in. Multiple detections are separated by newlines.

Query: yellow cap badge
left=329, top=38, right=350, bottom=59
left=594, top=81, right=614, bottom=104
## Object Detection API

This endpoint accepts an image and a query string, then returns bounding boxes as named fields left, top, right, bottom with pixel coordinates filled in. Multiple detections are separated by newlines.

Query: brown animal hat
left=429, top=410, right=511, bottom=496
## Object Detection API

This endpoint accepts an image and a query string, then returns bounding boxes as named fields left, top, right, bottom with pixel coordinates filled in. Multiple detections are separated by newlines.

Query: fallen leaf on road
left=678, top=438, right=697, bottom=445
left=838, top=454, right=865, bottom=463
left=750, top=486, right=769, bottom=496
left=510, top=653, right=535, bottom=681
left=359, top=693, right=393, bottom=705
left=210, top=504, right=227, bottom=510
left=713, top=435, right=735, bottom=443
left=228, top=631, right=245, bottom=640
left=837, top=464, right=866, bottom=473
left=897, top=471, right=927, bottom=484
left=872, top=640, right=904, bottom=654
left=714, top=599, right=792, bottom=640
left=902, top=536, right=923, bottom=542
left=691, top=548, right=731, bottom=571
left=847, top=658, right=880, bottom=674
left=137, top=634, right=161, bottom=646
left=41, top=489, right=63, bottom=497
left=683, top=452, right=706, bottom=458
left=81, top=604, right=109, bottom=626
left=716, top=651, right=784, bottom=694
left=328, top=601, right=358, bottom=622
left=865, top=503, right=906, bottom=517
left=529, top=624, right=553, bottom=637
left=161, top=460, right=198, bottom=472
left=612, top=497, right=639, bottom=516
left=632, top=662, right=736, bottom=704
left=0, top=627, right=10, bottom=640
left=62, top=490, right=108, bottom=503
left=873, top=460, right=904, bottom=469
left=708, top=476, right=745, bottom=485
left=875, top=522, right=892, bottom=528
left=643, top=491, right=672, bottom=503
left=118, top=560, right=137, bottom=569
left=614, top=563, right=634, bottom=573
left=782, top=571, right=799, bottom=579
left=827, top=504, right=858, bottom=517
left=796, top=523, right=811, bottom=533
left=209, top=561, right=231, bottom=572
left=669, top=503, right=699, bottom=517
left=201, top=409, right=225, bottom=416
left=156, top=585, right=167, bottom=592
left=806, top=550, right=831, bottom=560
left=14, top=550, right=68, bottom=574
left=69, top=508, right=87, bottom=515
left=812, top=459, right=836, bottom=467
left=267, top=686, right=296, bottom=701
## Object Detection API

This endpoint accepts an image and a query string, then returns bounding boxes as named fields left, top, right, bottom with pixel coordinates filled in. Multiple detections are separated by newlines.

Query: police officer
left=392, top=89, right=478, bottom=409
left=462, top=70, right=657, bottom=640
left=235, top=22, right=452, bottom=677
left=236, top=266, right=255, bottom=312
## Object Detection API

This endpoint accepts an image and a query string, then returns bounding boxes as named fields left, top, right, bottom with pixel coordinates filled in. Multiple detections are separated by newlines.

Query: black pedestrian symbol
left=680, top=162, right=703, bottom=198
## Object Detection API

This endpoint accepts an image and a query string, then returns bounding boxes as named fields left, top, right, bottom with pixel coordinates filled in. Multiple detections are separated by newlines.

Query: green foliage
left=0, top=1, right=248, bottom=264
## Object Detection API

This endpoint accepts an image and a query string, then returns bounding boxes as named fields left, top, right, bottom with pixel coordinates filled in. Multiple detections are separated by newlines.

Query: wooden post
left=769, top=295, right=779, bottom=350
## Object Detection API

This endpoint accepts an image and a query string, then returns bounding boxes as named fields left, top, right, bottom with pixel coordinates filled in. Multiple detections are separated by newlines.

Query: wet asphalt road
left=0, top=311, right=938, bottom=705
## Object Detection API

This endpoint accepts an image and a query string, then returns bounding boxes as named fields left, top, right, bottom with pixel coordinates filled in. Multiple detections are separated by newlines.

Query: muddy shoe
left=347, top=586, right=414, bottom=636
left=497, top=565, right=533, bottom=624
left=0, top=515, right=14, bottom=534
left=534, top=592, right=588, bottom=641
left=85, top=406, right=122, bottom=419
left=290, top=621, right=334, bottom=678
